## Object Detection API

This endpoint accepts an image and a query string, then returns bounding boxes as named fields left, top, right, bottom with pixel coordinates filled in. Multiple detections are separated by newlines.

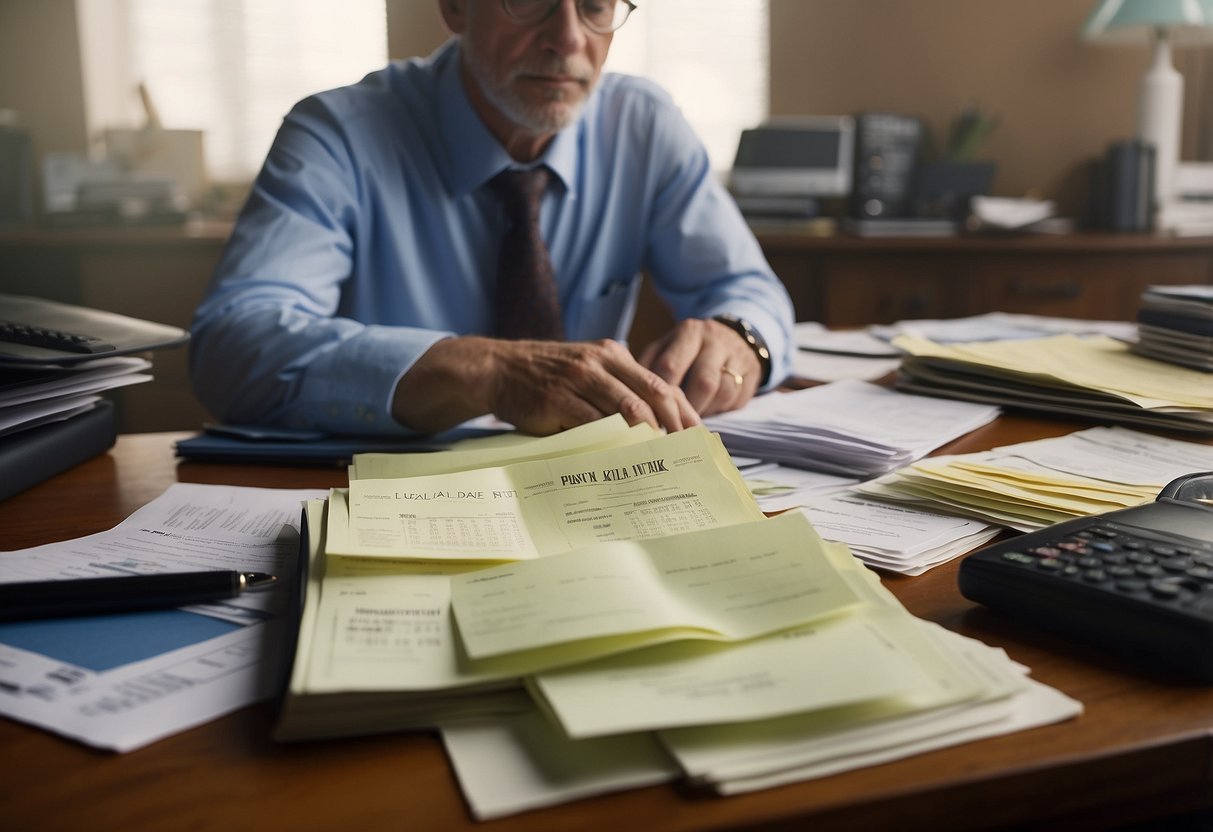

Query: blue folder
left=174, top=423, right=509, bottom=466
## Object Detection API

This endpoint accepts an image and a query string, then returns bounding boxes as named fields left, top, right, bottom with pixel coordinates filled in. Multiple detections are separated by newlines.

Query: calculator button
left=1090, top=541, right=1116, bottom=553
left=1127, top=552, right=1156, bottom=565
left=1149, top=545, right=1178, bottom=557
left=1119, top=540, right=1144, bottom=551
left=1186, top=566, right=1213, bottom=582
left=1028, top=546, right=1063, bottom=558
left=1161, top=557, right=1194, bottom=573
left=1077, top=556, right=1101, bottom=568
left=1135, top=564, right=1164, bottom=578
left=0, top=320, right=116, bottom=354
left=1115, top=579, right=1147, bottom=593
left=1148, top=579, right=1183, bottom=599
left=1082, top=569, right=1107, bottom=582
left=1000, top=552, right=1036, bottom=566
left=1108, top=565, right=1135, bottom=578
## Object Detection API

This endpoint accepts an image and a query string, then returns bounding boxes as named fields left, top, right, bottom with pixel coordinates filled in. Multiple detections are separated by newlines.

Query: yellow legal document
left=325, top=426, right=763, bottom=562
left=448, top=512, right=864, bottom=673
left=349, top=414, right=656, bottom=480
left=895, top=333, right=1213, bottom=410
left=528, top=534, right=997, bottom=738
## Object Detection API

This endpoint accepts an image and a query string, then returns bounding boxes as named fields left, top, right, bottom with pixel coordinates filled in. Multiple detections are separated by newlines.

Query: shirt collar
left=435, top=37, right=582, bottom=198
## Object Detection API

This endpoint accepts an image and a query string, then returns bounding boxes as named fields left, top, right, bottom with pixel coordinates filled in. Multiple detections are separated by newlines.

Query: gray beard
left=464, top=47, right=591, bottom=135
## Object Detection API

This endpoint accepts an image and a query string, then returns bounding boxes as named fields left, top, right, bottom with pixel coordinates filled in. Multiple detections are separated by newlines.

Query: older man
left=190, top=0, right=794, bottom=437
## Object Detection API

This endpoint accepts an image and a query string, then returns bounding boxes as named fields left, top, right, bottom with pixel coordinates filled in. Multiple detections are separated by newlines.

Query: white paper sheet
left=0, top=483, right=326, bottom=751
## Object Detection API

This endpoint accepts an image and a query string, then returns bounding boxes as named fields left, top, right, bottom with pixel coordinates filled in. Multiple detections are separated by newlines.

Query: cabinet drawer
left=817, top=257, right=971, bottom=326
left=973, top=254, right=1212, bottom=321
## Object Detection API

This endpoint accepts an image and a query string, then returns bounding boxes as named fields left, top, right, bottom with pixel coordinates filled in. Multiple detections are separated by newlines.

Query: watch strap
left=712, top=314, right=771, bottom=386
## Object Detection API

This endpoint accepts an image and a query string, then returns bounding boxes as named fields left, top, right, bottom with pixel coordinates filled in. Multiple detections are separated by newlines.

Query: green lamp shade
left=1083, top=0, right=1213, bottom=42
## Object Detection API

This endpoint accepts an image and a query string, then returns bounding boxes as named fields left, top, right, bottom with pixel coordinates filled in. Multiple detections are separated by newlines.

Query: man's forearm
left=390, top=336, right=498, bottom=434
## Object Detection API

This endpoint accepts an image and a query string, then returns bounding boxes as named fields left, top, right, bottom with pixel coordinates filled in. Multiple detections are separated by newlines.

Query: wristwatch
left=712, top=314, right=771, bottom=386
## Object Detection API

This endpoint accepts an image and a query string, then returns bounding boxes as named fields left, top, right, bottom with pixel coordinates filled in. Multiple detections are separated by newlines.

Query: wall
left=385, top=0, right=450, bottom=58
left=769, top=0, right=1213, bottom=215
left=0, top=0, right=90, bottom=196
left=6, top=2, right=1212, bottom=216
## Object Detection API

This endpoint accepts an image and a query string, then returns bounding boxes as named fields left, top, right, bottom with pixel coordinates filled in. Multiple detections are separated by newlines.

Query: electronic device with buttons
left=727, top=116, right=854, bottom=219
left=848, top=112, right=923, bottom=219
left=957, top=471, right=1213, bottom=682
left=0, top=293, right=188, bottom=365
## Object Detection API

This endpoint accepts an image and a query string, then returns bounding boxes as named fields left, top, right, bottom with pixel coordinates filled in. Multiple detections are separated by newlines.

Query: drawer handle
left=1008, top=279, right=1081, bottom=300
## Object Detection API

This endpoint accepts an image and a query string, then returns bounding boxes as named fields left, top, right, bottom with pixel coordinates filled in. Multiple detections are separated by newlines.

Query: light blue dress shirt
left=190, top=38, right=794, bottom=435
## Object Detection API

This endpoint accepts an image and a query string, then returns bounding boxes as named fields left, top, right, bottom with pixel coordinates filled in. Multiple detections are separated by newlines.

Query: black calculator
left=957, top=472, right=1213, bottom=682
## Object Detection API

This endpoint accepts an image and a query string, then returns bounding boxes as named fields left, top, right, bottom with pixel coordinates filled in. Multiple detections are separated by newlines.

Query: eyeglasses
left=500, top=0, right=637, bottom=34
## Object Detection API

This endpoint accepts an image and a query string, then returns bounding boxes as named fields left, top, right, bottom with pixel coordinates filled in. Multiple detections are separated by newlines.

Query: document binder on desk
left=0, top=400, right=117, bottom=501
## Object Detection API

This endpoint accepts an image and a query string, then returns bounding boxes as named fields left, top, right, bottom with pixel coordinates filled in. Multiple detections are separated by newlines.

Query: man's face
left=451, top=0, right=613, bottom=139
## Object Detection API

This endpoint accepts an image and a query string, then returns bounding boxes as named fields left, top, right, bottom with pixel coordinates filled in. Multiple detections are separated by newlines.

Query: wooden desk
left=3, top=419, right=1213, bottom=831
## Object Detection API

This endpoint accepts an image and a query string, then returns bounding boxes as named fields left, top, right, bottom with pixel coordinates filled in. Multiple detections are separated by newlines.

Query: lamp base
left=1137, top=32, right=1183, bottom=213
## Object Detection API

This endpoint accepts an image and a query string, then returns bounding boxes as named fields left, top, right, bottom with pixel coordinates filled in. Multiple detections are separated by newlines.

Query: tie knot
left=490, top=167, right=550, bottom=221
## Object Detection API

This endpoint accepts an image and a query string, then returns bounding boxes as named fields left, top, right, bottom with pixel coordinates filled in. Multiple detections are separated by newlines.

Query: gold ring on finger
left=721, top=365, right=743, bottom=386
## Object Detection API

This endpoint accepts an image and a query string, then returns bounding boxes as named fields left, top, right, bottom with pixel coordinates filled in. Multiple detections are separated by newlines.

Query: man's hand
left=392, top=336, right=701, bottom=436
left=638, top=318, right=761, bottom=416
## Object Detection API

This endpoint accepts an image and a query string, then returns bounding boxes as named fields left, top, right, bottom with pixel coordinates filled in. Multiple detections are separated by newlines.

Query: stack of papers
left=734, top=464, right=1000, bottom=575
left=1133, top=284, right=1213, bottom=372
left=0, top=357, right=152, bottom=437
left=797, top=496, right=1001, bottom=576
left=435, top=513, right=1077, bottom=818
left=867, top=311, right=1137, bottom=344
left=969, top=195, right=1068, bottom=233
left=0, top=293, right=188, bottom=438
left=271, top=415, right=1080, bottom=819
left=277, top=424, right=768, bottom=738
left=705, top=379, right=1000, bottom=477
left=856, top=426, right=1213, bottom=531
left=895, top=333, right=1213, bottom=434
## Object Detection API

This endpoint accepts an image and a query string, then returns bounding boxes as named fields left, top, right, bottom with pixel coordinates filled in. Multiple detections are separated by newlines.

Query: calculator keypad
left=994, top=524, right=1213, bottom=615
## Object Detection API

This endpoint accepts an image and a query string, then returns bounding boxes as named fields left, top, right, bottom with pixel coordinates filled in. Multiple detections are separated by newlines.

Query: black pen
left=0, top=570, right=278, bottom=621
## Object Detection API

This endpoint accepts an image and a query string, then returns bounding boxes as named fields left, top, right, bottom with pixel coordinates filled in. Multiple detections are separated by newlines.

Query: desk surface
left=2, top=417, right=1212, bottom=832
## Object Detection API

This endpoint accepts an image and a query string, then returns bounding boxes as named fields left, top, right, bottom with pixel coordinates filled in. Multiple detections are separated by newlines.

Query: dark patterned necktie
left=489, top=167, right=565, bottom=340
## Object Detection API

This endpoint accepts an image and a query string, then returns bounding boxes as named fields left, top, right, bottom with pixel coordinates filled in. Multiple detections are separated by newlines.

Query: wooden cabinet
left=757, top=231, right=1213, bottom=327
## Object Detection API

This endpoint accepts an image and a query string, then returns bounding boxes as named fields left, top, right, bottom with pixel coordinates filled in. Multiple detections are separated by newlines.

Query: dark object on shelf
left=911, top=161, right=996, bottom=220
left=1089, top=139, right=1155, bottom=232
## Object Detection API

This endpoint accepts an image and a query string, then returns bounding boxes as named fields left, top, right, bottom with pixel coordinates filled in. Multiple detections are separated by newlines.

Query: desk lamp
left=1082, top=0, right=1213, bottom=228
